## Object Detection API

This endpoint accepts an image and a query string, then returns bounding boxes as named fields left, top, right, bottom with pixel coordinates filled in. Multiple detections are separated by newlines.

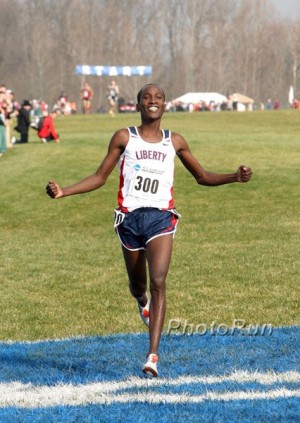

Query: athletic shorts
left=114, top=207, right=180, bottom=251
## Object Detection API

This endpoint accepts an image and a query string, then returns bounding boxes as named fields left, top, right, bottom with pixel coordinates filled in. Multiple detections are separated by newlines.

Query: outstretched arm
left=46, top=128, right=128, bottom=199
left=173, top=133, right=252, bottom=186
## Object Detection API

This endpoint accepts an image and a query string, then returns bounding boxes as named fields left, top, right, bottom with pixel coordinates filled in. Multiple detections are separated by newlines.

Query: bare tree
left=0, top=0, right=299, bottom=108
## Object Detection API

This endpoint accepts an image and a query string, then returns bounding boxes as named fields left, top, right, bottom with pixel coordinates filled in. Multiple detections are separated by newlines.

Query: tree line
left=1, top=0, right=299, bottom=110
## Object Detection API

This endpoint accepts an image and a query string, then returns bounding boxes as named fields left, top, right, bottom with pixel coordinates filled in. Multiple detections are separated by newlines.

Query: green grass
left=1, top=110, right=299, bottom=340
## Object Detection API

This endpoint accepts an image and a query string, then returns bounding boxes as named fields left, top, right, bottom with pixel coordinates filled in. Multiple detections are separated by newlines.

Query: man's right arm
left=46, top=128, right=128, bottom=199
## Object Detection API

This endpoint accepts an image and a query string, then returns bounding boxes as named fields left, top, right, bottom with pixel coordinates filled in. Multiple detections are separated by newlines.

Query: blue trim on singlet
left=163, top=129, right=170, bottom=139
left=128, top=126, right=138, bottom=136
left=128, top=126, right=170, bottom=140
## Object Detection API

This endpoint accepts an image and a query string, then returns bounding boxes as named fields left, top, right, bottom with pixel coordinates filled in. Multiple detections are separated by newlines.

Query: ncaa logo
left=134, top=164, right=141, bottom=171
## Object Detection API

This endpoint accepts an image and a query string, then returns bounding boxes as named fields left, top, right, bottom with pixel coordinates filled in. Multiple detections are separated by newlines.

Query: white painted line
left=0, top=383, right=299, bottom=408
left=0, top=371, right=299, bottom=408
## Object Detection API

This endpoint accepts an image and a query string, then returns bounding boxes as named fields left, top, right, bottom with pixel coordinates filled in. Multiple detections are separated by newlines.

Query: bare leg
left=122, top=247, right=148, bottom=307
left=146, top=234, right=173, bottom=356
left=122, top=234, right=173, bottom=357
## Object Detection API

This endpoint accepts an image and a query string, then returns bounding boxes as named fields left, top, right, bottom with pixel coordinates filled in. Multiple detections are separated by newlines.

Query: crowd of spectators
left=166, top=99, right=229, bottom=113
left=166, top=97, right=300, bottom=113
left=0, top=84, right=79, bottom=156
left=1, top=81, right=300, bottom=158
left=54, top=92, right=77, bottom=115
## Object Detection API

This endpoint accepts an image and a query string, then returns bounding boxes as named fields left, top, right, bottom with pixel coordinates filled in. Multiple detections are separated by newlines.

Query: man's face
left=137, top=85, right=166, bottom=120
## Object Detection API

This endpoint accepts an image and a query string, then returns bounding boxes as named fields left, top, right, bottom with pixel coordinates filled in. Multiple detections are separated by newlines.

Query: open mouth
left=148, top=106, right=159, bottom=112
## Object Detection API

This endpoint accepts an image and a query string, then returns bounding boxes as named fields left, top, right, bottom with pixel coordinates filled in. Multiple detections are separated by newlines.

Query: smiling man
left=46, top=83, right=252, bottom=377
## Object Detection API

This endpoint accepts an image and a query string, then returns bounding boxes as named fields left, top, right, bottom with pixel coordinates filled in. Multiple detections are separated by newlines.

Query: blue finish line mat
left=0, top=327, right=299, bottom=422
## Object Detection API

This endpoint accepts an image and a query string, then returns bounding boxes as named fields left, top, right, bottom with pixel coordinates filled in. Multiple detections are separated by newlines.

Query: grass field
left=1, top=110, right=299, bottom=341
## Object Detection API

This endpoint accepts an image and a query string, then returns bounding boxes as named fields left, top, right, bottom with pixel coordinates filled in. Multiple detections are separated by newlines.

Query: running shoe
left=138, top=298, right=150, bottom=327
left=142, top=353, right=158, bottom=377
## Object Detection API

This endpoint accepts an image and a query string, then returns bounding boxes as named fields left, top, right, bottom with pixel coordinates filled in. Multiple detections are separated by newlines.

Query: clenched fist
left=236, top=166, right=252, bottom=183
left=46, top=180, right=64, bottom=199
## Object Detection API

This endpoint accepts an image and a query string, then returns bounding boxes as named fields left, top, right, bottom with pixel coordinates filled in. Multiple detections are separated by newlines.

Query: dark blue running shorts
left=114, top=207, right=180, bottom=251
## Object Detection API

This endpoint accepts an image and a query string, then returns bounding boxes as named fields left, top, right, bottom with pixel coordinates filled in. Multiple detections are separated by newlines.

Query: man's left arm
left=173, top=133, right=252, bottom=186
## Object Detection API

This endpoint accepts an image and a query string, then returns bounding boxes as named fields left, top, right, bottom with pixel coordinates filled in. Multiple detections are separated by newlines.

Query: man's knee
left=150, top=275, right=166, bottom=294
left=129, top=280, right=146, bottom=298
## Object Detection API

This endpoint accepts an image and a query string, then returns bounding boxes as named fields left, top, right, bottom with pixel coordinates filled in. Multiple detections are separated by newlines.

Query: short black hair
left=137, top=84, right=165, bottom=103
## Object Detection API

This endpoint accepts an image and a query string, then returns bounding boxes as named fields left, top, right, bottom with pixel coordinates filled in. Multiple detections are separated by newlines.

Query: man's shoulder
left=110, top=127, right=130, bottom=149
left=115, top=127, right=129, bottom=138
left=170, top=131, right=188, bottom=153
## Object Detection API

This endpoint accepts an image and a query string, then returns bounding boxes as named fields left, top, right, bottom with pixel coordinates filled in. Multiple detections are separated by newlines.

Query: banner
left=75, top=65, right=152, bottom=77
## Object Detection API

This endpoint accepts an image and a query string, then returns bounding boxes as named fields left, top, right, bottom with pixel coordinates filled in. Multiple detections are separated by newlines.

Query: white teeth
left=149, top=106, right=158, bottom=112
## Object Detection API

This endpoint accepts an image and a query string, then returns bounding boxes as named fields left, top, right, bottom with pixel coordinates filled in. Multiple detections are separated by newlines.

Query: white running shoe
left=142, top=354, right=158, bottom=377
left=138, top=298, right=150, bottom=327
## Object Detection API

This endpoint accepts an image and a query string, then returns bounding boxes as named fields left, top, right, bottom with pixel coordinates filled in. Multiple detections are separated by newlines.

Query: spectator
left=40, top=100, right=48, bottom=116
left=107, top=80, right=119, bottom=116
left=11, top=100, right=31, bottom=144
left=0, top=101, right=7, bottom=156
left=265, top=99, right=272, bottom=110
left=70, top=101, right=77, bottom=114
left=37, top=110, right=60, bottom=143
left=5, top=90, right=17, bottom=148
left=0, top=85, right=7, bottom=103
left=57, top=92, right=68, bottom=114
left=56, top=92, right=74, bottom=115
left=232, top=95, right=238, bottom=111
left=30, top=99, right=43, bottom=130
left=32, top=99, right=42, bottom=118
left=81, top=82, right=93, bottom=114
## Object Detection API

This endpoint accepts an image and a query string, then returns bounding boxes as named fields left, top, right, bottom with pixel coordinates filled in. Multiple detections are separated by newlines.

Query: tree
left=0, top=0, right=298, bottom=108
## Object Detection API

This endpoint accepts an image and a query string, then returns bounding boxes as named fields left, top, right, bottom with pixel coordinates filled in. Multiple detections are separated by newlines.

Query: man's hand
left=236, top=166, right=253, bottom=183
left=46, top=180, right=64, bottom=199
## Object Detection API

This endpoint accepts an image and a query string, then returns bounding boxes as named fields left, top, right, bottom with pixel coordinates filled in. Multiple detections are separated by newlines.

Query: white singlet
left=117, top=126, right=176, bottom=212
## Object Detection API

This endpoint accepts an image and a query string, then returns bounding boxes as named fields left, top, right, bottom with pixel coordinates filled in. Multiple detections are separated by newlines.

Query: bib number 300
left=134, top=175, right=159, bottom=194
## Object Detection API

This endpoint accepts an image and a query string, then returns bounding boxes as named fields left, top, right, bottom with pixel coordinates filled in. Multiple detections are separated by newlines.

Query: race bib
left=129, top=166, right=164, bottom=200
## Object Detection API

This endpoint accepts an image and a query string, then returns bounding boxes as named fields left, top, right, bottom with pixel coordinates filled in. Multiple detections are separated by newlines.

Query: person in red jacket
left=38, top=110, right=60, bottom=143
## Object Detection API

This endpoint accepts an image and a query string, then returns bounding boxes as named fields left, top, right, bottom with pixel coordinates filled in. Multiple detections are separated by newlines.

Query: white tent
left=172, top=92, right=227, bottom=105
left=229, top=93, right=254, bottom=111
left=229, top=93, right=254, bottom=105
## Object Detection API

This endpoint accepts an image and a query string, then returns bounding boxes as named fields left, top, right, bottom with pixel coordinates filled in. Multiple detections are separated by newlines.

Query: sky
left=271, top=0, right=300, bottom=19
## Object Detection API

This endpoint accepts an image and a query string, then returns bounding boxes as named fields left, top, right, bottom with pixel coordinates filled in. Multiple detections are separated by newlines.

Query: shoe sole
left=142, top=366, right=158, bottom=377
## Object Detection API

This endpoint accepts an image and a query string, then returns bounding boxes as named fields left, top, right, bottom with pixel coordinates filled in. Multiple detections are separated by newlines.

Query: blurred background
left=1, top=0, right=299, bottom=110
